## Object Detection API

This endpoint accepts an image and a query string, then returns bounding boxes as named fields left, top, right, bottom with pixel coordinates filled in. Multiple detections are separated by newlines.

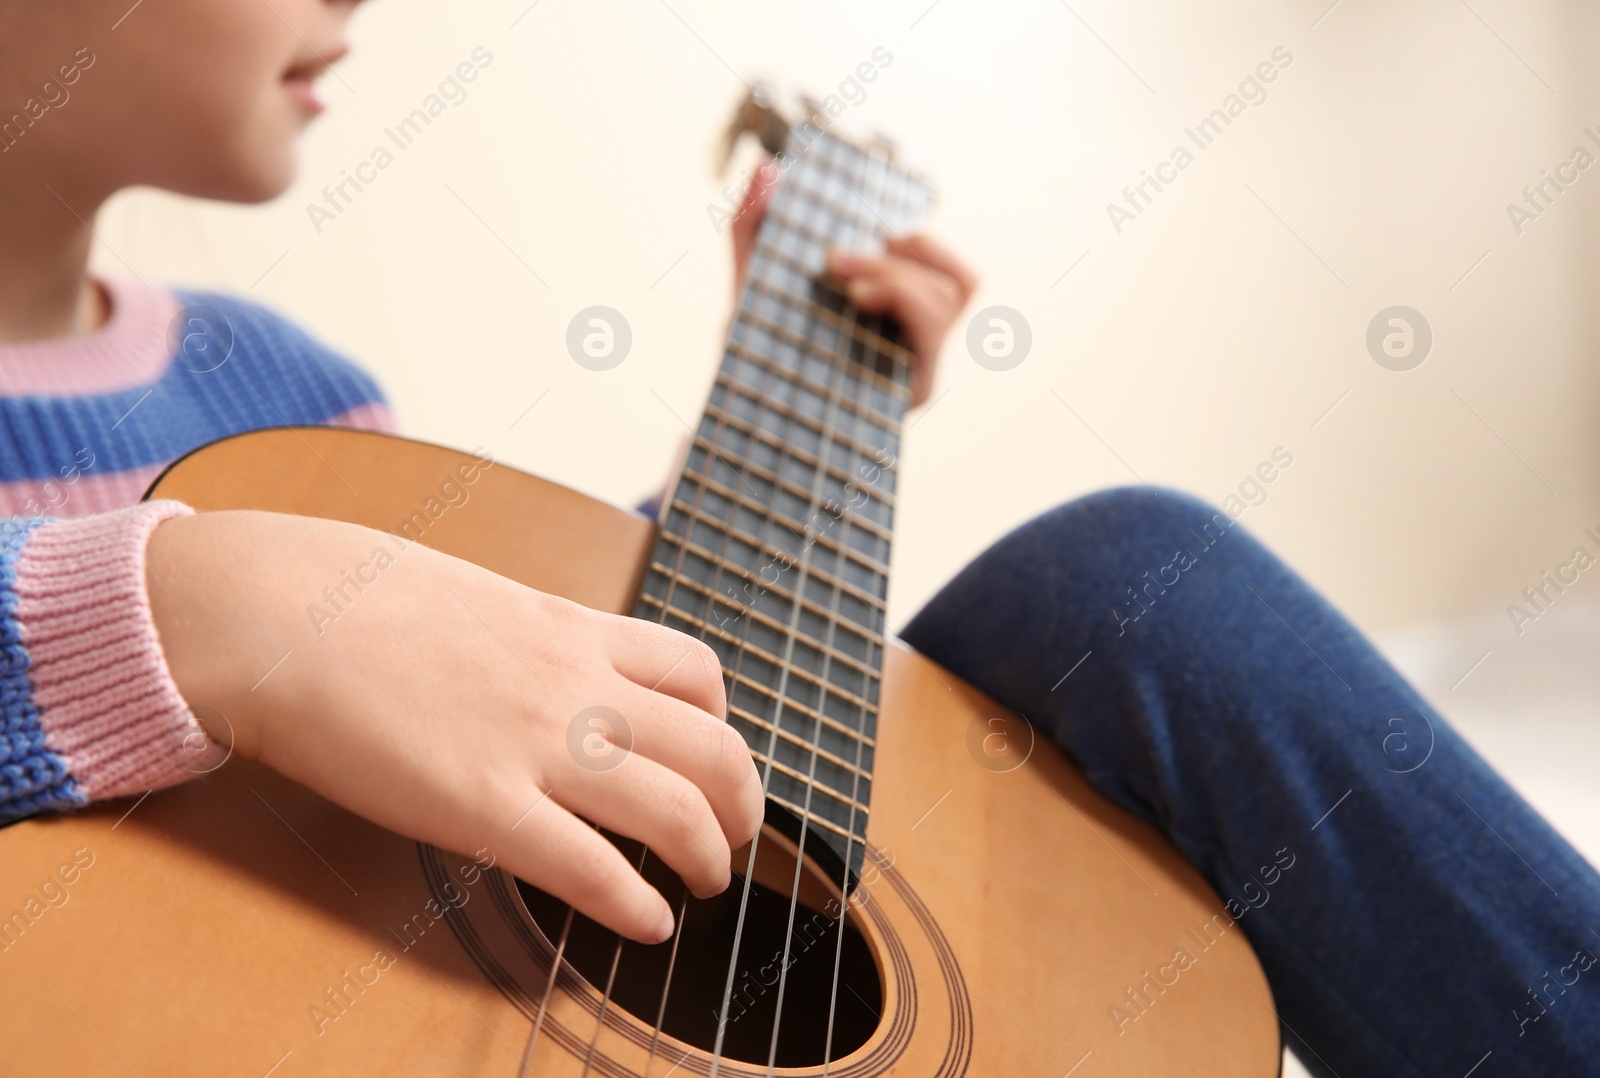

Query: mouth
left=282, top=43, right=349, bottom=116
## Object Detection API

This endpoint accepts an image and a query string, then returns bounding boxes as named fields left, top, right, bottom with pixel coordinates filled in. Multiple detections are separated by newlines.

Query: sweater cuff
left=12, top=500, right=212, bottom=802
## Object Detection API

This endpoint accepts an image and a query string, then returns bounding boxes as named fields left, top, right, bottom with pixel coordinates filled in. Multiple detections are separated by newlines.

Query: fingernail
left=653, top=905, right=675, bottom=943
left=828, top=248, right=860, bottom=274
left=847, top=279, right=872, bottom=303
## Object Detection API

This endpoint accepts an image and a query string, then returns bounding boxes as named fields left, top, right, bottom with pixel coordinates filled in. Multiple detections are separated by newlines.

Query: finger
left=841, top=261, right=954, bottom=408
left=830, top=251, right=961, bottom=330
left=842, top=258, right=953, bottom=339
left=731, top=159, right=780, bottom=289
left=910, top=336, right=937, bottom=409
left=554, top=749, right=733, bottom=899
left=494, top=794, right=674, bottom=943
left=620, top=678, right=762, bottom=846
left=602, top=615, right=728, bottom=719
left=887, top=233, right=979, bottom=300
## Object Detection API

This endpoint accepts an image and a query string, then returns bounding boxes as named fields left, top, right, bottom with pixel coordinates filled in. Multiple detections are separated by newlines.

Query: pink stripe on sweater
left=0, top=403, right=396, bottom=520
left=325, top=400, right=398, bottom=434
left=11, top=500, right=212, bottom=801
left=0, top=278, right=179, bottom=397
left=0, top=463, right=166, bottom=520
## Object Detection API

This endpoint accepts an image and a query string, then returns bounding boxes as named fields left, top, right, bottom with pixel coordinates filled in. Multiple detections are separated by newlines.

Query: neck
left=636, top=124, right=931, bottom=882
left=0, top=172, right=110, bottom=344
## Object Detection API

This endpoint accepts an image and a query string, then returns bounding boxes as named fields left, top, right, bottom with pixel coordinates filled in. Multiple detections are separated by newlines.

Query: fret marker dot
left=965, top=305, right=1032, bottom=371
left=566, top=306, right=632, bottom=371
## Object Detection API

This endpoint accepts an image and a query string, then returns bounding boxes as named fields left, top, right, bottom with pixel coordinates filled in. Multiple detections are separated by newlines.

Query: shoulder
left=166, top=289, right=396, bottom=430
left=168, top=289, right=380, bottom=392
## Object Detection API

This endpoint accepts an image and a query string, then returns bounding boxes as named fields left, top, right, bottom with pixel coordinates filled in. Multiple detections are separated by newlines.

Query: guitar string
left=519, top=904, right=575, bottom=1078
left=821, top=153, right=923, bottom=1074
left=708, top=133, right=917, bottom=1073
left=643, top=890, right=690, bottom=1076
left=819, top=152, right=892, bottom=1078
left=704, top=130, right=862, bottom=1078
left=708, top=131, right=916, bottom=1076
left=761, top=138, right=883, bottom=1075
left=579, top=843, right=652, bottom=1078
left=774, top=141, right=927, bottom=1076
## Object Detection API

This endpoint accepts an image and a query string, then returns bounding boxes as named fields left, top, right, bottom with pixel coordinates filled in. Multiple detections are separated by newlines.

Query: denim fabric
left=900, top=487, right=1600, bottom=1077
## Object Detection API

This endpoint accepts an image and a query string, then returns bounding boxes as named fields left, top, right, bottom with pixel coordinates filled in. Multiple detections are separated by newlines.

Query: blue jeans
left=900, top=488, right=1600, bottom=1077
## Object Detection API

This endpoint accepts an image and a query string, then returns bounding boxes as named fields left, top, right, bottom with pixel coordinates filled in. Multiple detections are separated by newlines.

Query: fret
left=732, top=273, right=912, bottom=393
left=655, top=494, right=889, bottom=625
left=694, top=382, right=900, bottom=508
left=742, top=251, right=918, bottom=375
left=685, top=414, right=896, bottom=543
left=723, top=308, right=908, bottom=428
left=711, top=351, right=902, bottom=460
left=739, top=270, right=915, bottom=404
left=735, top=728, right=873, bottom=816
left=666, top=485, right=892, bottom=615
left=653, top=602, right=883, bottom=732
left=764, top=789, right=865, bottom=847
left=637, top=588, right=882, bottom=719
left=704, top=373, right=901, bottom=505
left=669, top=461, right=894, bottom=582
left=731, top=302, right=909, bottom=426
left=685, top=415, right=896, bottom=545
left=641, top=552, right=886, bottom=688
left=759, top=755, right=870, bottom=834
left=729, top=683, right=878, bottom=772
left=655, top=550, right=884, bottom=660
left=725, top=316, right=906, bottom=434
left=697, top=399, right=897, bottom=535
left=691, top=422, right=894, bottom=541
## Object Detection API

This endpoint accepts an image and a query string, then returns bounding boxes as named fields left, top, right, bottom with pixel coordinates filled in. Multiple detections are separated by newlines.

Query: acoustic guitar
left=0, top=90, right=1281, bottom=1076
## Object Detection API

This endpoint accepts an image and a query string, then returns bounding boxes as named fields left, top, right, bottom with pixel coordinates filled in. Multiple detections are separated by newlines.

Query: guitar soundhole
left=515, top=826, right=884, bottom=1067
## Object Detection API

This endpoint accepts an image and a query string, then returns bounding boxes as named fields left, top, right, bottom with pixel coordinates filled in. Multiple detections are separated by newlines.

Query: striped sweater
left=0, top=277, right=393, bottom=823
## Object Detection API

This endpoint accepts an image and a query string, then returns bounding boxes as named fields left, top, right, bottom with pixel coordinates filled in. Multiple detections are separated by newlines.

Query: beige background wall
left=97, top=0, right=1600, bottom=654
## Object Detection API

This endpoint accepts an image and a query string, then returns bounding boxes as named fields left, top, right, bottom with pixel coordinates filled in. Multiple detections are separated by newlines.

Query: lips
left=282, top=43, right=349, bottom=116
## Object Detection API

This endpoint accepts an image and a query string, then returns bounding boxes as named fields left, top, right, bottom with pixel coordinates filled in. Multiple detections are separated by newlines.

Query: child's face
left=1, top=0, right=363, bottom=202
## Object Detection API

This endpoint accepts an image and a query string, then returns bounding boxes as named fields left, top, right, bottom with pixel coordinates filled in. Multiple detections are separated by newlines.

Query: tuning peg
left=715, top=84, right=790, bottom=175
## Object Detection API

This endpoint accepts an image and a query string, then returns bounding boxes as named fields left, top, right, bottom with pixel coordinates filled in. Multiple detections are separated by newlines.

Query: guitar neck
left=635, top=125, right=933, bottom=878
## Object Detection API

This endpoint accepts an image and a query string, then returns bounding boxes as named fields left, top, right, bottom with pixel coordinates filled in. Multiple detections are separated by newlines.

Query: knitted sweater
left=0, top=277, right=394, bottom=822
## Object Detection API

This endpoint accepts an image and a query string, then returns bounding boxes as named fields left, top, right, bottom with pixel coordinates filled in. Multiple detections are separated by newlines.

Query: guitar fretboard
left=635, top=127, right=932, bottom=877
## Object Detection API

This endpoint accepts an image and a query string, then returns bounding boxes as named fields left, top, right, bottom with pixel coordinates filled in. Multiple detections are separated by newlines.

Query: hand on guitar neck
left=729, top=157, right=978, bottom=408
left=141, top=168, right=979, bottom=950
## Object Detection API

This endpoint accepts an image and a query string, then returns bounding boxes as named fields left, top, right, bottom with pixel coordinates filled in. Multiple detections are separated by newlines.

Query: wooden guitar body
left=0, top=429, right=1279, bottom=1076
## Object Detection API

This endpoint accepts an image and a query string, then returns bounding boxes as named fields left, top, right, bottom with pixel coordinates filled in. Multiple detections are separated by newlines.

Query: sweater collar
left=0, top=277, right=178, bottom=398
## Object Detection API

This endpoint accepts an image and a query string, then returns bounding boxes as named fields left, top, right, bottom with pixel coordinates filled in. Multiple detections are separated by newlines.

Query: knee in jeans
left=1035, top=486, right=1232, bottom=554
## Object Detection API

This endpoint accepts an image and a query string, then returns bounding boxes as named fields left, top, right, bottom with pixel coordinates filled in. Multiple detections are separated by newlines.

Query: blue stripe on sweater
left=0, top=517, right=85, bottom=824
left=0, top=290, right=389, bottom=483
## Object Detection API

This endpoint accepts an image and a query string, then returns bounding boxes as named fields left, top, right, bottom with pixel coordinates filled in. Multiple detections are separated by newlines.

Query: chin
left=175, top=142, right=301, bottom=205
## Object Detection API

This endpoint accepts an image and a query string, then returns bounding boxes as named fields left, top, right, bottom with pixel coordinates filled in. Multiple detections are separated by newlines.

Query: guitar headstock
left=716, top=83, right=931, bottom=200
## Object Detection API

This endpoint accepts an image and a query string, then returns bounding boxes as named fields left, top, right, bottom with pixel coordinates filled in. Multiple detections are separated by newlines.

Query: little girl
left=2, top=3, right=1596, bottom=1075
left=0, top=0, right=970, bottom=948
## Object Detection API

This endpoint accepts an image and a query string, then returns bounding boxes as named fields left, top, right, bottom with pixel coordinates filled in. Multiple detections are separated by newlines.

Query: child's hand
left=147, top=510, right=764, bottom=944
left=730, top=158, right=979, bottom=408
